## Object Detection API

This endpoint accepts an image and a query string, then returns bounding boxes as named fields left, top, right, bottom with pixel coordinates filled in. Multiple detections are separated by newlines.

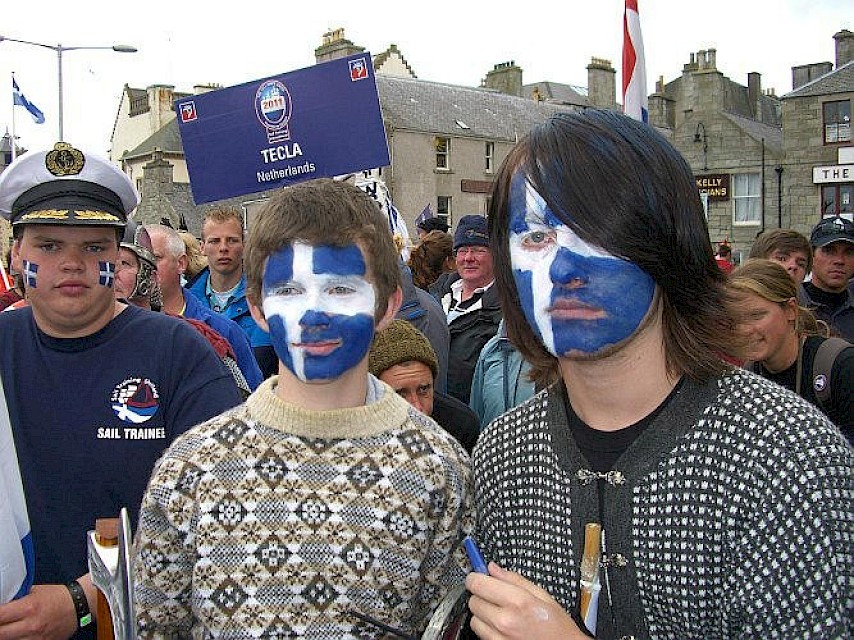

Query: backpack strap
left=811, top=337, right=852, bottom=407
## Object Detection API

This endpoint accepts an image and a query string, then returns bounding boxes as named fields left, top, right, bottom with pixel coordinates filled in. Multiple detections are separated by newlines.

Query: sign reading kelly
left=176, top=54, right=390, bottom=204
left=695, top=173, right=730, bottom=201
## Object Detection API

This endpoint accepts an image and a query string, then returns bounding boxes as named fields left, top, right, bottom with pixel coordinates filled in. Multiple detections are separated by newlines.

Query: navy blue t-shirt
left=0, top=305, right=241, bottom=635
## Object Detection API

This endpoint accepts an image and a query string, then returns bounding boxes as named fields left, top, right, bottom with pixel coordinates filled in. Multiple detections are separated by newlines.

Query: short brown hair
left=244, top=179, right=401, bottom=321
left=201, top=206, right=243, bottom=240
left=749, top=229, right=812, bottom=275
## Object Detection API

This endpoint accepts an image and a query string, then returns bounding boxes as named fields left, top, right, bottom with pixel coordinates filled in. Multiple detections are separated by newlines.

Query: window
left=435, top=137, right=450, bottom=169
left=437, top=196, right=452, bottom=228
left=823, top=100, right=851, bottom=144
left=485, top=141, right=495, bottom=173
left=821, top=184, right=854, bottom=216
left=732, top=173, right=761, bottom=225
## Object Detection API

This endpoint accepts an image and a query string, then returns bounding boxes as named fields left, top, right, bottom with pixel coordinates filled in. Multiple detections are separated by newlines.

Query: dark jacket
left=434, top=273, right=502, bottom=404
left=799, top=282, right=854, bottom=342
left=431, top=392, right=480, bottom=454
left=397, top=263, right=450, bottom=394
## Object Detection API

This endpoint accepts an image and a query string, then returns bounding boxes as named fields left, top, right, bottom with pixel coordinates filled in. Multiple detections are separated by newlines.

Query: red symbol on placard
left=349, top=58, right=368, bottom=81
left=180, top=102, right=197, bottom=123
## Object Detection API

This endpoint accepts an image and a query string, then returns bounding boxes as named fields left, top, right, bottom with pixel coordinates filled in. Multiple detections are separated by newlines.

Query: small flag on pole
left=414, top=204, right=433, bottom=228
left=12, top=77, right=45, bottom=125
left=622, top=0, right=648, bottom=123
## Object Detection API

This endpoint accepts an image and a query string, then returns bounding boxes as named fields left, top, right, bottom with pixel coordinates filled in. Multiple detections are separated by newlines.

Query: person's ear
left=10, top=238, right=22, bottom=273
left=376, top=286, right=403, bottom=332
left=784, top=297, right=799, bottom=323
left=177, top=254, right=188, bottom=275
left=249, top=299, right=270, bottom=333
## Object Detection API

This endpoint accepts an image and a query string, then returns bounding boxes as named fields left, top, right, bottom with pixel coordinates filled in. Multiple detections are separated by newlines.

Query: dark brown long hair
left=489, top=110, right=736, bottom=385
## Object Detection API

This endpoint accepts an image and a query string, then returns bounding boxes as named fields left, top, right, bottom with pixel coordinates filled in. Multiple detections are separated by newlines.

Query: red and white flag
left=622, top=0, right=648, bottom=123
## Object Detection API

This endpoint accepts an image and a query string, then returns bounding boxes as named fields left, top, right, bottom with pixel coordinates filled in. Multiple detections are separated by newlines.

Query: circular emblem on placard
left=255, top=80, right=292, bottom=145
left=45, top=142, right=85, bottom=177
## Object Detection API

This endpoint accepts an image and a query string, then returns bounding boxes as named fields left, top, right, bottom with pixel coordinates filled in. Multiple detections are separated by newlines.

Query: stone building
left=647, top=48, right=784, bottom=260
left=780, top=29, right=853, bottom=231
left=646, top=29, right=853, bottom=260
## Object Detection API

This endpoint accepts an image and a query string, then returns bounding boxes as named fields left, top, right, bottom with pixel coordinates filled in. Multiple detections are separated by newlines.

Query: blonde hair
left=729, top=259, right=828, bottom=337
left=178, top=231, right=208, bottom=280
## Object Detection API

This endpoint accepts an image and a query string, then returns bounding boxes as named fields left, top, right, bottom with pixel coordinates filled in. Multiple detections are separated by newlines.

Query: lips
left=293, top=340, right=341, bottom=357
left=548, top=297, right=606, bottom=320
left=56, top=281, right=88, bottom=295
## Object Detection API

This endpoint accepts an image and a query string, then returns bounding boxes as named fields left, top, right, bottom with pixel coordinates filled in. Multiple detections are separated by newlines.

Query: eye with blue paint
left=261, top=242, right=378, bottom=382
left=507, top=172, right=656, bottom=358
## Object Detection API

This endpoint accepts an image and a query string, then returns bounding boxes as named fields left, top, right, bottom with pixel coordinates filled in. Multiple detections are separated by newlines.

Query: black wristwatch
left=65, top=580, right=92, bottom=630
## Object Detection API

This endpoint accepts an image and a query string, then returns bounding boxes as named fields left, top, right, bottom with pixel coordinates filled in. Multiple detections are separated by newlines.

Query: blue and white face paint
left=261, top=242, right=377, bottom=382
left=22, top=260, right=38, bottom=289
left=508, top=172, right=656, bottom=358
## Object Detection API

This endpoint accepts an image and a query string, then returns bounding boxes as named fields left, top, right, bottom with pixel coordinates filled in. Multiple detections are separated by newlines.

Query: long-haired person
left=464, top=110, right=853, bottom=640
left=730, top=258, right=852, bottom=441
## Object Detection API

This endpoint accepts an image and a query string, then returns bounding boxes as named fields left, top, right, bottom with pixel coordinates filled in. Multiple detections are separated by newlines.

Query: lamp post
left=693, top=122, right=708, bottom=171
left=0, top=35, right=137, bottom=141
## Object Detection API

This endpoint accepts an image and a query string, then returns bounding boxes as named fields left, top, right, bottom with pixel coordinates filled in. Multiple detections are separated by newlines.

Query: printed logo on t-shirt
left=111, top=378, right=160, bottom=424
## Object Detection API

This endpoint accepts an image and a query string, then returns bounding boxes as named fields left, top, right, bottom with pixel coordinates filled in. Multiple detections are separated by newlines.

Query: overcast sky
left=1, top=0, right=849, bottom=156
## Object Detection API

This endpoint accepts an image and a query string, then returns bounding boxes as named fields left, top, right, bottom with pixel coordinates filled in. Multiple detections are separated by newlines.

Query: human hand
left=0, top=584, right=78, bottom=640
left=466, top=562, right=586, bottom=640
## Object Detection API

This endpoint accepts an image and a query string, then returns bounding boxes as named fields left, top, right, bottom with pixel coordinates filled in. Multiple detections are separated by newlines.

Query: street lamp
left=0, top=35, right=137, bottom=141
left=693, top=122, right=708, bottom=171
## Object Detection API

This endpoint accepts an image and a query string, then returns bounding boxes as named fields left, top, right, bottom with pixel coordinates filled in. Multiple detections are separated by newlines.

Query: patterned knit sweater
left=473, top=370, right=853, bottom=640
left=134, top=376, right=473, bottom=639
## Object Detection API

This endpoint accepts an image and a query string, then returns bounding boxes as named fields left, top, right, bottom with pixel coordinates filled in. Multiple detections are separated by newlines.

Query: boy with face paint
left=134, top=178, right=473, bottom=639
left=0, top=144, right=242, bottom=640
left=465, top=111, right=854, bottom=640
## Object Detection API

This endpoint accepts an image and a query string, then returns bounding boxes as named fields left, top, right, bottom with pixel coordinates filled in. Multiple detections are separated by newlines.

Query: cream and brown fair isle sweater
left=134, top=375, right=473, bottom=639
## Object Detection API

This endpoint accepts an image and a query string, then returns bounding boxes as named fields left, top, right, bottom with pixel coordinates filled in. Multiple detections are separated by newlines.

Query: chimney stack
left=483, top=61, right=523, bottom=97
left=834, top=29, right=854, bottom=68
left=748, top=72, right=761, bottom=120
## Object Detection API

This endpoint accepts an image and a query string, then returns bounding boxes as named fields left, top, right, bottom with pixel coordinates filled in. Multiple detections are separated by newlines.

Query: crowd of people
left=0, top=109, right=850, bottom=640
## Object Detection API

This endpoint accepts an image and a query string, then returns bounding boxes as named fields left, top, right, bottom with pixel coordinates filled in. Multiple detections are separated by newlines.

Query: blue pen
left=464, top=536, right=489, bottom=574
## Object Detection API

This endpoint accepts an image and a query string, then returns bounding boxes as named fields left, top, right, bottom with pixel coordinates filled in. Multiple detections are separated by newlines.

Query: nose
left=409, top=394, right=427, bottom=413
left=60, top=248, right=86, bottom=271
left=550, top=246, right=588, bottom=288
left=300, top=309, right=331, bottom=330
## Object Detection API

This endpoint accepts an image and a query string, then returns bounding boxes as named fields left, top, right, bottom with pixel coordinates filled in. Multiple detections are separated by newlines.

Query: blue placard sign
left=175, top=53, right=390, bottom=204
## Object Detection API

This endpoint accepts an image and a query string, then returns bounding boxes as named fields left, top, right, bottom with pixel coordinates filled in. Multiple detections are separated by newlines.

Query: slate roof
left=122, top=119, right=183, bottom=160
left=782, top=59, right=854, bottom=99
left=375, top=75, right=576, bottom=141
left=722, top=111, right=783, bottom=155
left=522, top=81, right=589, bottom=107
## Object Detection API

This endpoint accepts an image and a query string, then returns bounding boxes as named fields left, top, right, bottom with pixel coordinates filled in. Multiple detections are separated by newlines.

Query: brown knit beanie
left=369, top=319, right=438, bottom=379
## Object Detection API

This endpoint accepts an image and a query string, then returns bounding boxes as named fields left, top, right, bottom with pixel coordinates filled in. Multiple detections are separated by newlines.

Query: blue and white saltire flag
left=355, top=174, right=412, bottom=262
left=0, top=374, right=34, bottom=603
left=414, top=204, right=433, bottom=228
left=12, top=77, right=45, bottom=125
left=622, top=0, right=648, bottom=123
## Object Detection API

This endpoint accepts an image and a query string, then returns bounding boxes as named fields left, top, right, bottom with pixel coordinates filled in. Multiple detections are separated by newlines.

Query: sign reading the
left=175, top=54, right=390, bottom=204
left=813, top=164, right=854, bottom=184
left=695, top=174, right=730, bottom=201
